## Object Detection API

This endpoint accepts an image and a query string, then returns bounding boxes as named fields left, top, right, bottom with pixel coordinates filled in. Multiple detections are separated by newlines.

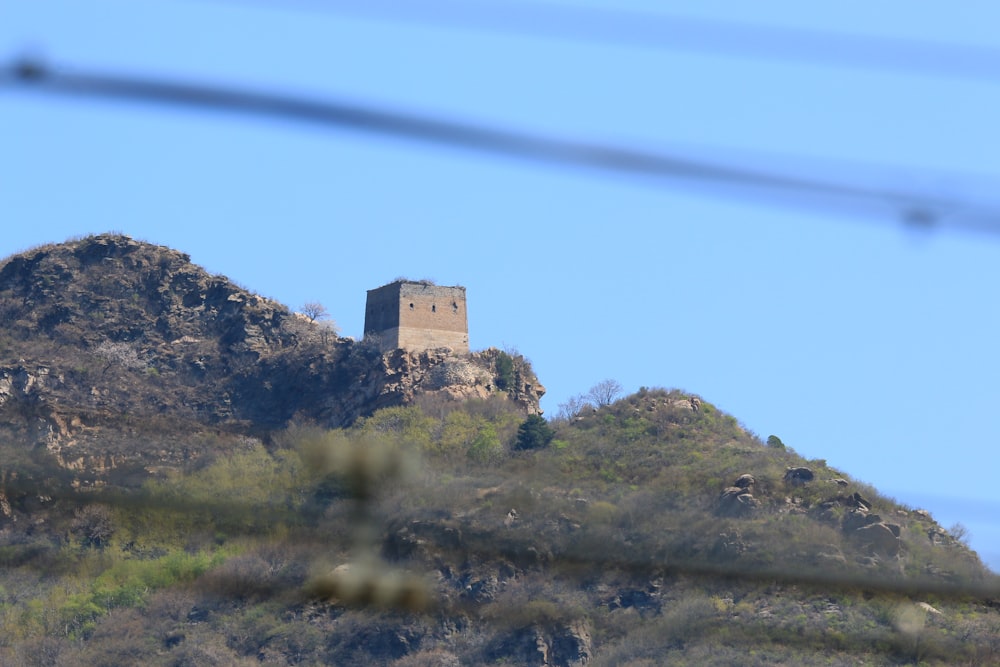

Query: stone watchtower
left=364, top=280, right=469, bottom=354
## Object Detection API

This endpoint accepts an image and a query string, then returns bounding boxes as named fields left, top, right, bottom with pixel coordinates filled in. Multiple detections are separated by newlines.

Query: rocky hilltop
left=0, top=234, right=542, bottom=483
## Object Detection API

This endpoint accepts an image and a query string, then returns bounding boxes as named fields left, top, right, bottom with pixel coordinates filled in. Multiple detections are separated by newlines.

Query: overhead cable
left=5, top=59, right=999, bottom=234
left=216, top=0, right=1000, bottom=82
left=1, top=471, right=997, bottom=605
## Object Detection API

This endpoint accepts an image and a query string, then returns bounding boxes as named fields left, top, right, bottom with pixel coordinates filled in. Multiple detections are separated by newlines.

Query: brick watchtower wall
left=364, top=281, right=469, bottom=354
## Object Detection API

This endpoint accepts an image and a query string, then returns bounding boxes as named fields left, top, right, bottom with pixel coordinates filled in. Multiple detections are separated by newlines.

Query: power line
left=2, top=468, right=997, bottom=605
left=5, top=59, right=999, bottom=234
left=209, top=0, right=1000, bottom=83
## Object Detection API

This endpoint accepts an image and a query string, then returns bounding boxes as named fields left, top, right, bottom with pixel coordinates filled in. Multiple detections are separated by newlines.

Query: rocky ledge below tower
left=330, top=345, right=545, bottom=423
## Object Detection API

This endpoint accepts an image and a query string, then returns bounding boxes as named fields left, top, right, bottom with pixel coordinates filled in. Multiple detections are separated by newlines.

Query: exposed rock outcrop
left=854, top=522, right=902, bottom=557
left=717, top=474, right=760, bottom=517
left=485, top=621, right=592, bottom=667
left=784, top=467, right=815, bottom=486
left=717, top=486, right=760, bottom=517
left=326, top=346, right=544, bottom=424
left=839, top=497, right=902, bottom=558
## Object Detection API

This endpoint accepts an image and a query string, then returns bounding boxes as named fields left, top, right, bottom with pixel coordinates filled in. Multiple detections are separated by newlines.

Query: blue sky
left=3, top=0, right=1000, bottom=568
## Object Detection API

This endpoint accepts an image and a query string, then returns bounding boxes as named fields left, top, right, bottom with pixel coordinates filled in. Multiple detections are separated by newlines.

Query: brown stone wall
left=364, top=283, right=402, bottom=334
left=364, top=281, right=468, bottom=353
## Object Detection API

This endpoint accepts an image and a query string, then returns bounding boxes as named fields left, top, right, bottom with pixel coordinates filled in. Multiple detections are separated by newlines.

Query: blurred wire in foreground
left=1, top=470, right=998, bottom=606
left=241, top=0, right=1000, bottom=83
left=4, top=59, right=1000, bottom=235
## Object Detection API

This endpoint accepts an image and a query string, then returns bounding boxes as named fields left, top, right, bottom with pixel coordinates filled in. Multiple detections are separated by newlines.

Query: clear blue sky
left=3, top=0, right=1000, bottom=568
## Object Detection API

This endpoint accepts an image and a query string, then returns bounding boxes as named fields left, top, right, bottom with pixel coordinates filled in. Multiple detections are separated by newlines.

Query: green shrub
left=494, top=351, right=516, bottom=391
left=467, top=424, right=504, bottom=464
left=357, top=406, right=434, bottom=450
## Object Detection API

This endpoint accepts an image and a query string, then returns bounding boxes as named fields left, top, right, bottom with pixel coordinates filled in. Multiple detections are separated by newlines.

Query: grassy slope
left=1, top=389, right=999, bottom=666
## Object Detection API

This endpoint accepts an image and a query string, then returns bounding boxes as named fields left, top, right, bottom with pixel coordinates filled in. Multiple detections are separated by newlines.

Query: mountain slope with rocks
left=0, top=234, right=997, bottom=666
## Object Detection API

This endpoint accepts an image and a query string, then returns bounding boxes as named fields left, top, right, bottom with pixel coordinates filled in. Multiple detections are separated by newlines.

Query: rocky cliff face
left=326, top=346, right=544, bottom=423
left=0, top=234, right=544, bottom=483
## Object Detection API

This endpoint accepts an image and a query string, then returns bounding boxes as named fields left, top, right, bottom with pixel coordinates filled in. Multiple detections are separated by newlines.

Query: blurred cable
left=4, top=59, right=999, bottom=234
left=213, top=0, right=1000, bottom=83
left=2, top=473, right=998, bottom=605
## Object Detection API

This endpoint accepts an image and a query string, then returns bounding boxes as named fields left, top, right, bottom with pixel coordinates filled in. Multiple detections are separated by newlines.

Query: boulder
left=927, top=528, right=949, bottom=546
left=917, top=602, right=943, bottom=615
left=855, top=522, right=901, bottom=557
left=717, top=487, right=759, bottom=517
left=605, top=587, right=661, bottom=613
left=733, top=473, right=755, bottom=489
left=783, top=467, right=814, bottom=486
left=842, top=509, right=881, bottom=533
left=852, top=492, right=872, bottom=510
left=842, top=509, right=862, bottom=531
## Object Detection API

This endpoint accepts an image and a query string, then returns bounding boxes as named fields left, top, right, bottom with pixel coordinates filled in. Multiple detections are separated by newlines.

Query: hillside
left=0, top=235, right=998, bottom=666
left=0, top=233, right=541, bottom=484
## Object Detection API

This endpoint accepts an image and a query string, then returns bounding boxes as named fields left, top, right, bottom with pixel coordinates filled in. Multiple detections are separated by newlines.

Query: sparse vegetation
left=2, top=390, right=998, bottom=665
left=0, top=235, right=997, bottom=665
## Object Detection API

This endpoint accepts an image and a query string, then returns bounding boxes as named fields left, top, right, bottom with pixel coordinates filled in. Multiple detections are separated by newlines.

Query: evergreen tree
left=515, top=414, right=555, bottom=450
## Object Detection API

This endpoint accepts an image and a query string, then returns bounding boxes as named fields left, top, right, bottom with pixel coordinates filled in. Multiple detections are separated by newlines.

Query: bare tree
left=949, top=522, right=972, bottom=547
left=300, top=301, right=329, bottom=323
left=587, top=379, right=623, bottom=407
left=556, top=394, right=591, bottom=421
left=94, top=340, right=146, bottom=374
left=317, top=319, right=340, bottom=344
